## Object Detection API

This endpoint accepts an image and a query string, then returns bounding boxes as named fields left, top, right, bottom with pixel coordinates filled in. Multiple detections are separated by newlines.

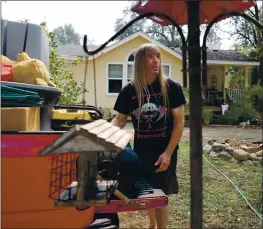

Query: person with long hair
left=111, top=43, right=186, bottom=228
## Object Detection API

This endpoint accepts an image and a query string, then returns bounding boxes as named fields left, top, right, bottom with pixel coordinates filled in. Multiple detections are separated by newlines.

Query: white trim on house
left=125, top=49, right=137, bottom=62
left=86, top=31, right=259, bottom=66
left=88, top=32, right=183, bottom=61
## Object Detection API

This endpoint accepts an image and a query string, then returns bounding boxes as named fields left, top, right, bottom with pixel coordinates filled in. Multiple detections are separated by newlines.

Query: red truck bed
left=1, top=131, right=167, bottom=228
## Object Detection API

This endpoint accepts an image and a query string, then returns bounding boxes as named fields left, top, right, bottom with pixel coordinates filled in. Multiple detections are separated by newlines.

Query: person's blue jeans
left=117, top=143, right=142, bottom=194
left=118, top=143, right=142, bottom=183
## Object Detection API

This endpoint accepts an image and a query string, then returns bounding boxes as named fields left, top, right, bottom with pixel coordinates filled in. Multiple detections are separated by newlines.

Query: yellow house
left=57, top=32, right=259, bottom=114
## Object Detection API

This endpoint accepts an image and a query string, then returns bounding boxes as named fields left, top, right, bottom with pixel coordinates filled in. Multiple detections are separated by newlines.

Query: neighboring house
left=57, top=32, right=259, bottom=113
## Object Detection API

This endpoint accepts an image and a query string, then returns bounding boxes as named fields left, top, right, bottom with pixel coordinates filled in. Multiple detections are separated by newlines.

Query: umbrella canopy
left=132, top=0, right=256, bottom=26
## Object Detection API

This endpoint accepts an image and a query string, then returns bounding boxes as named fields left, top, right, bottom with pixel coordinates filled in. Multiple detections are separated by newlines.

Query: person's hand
left=155, top=152, right=171, bottom=173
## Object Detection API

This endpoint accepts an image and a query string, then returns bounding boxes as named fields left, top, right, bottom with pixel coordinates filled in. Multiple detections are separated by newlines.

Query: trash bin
left=1, top=19, right=49, bottom=69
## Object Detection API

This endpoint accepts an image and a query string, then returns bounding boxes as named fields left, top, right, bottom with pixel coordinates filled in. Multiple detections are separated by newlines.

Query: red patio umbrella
left=132, top=0, right=256, bottom=26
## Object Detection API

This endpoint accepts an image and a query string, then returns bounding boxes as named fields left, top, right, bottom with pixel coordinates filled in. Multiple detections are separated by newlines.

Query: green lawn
left=119, top=141, right=262, bottom=228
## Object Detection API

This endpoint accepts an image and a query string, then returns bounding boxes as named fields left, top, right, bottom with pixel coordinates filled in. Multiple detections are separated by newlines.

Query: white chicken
left=239, top=120, right=250, bottom=129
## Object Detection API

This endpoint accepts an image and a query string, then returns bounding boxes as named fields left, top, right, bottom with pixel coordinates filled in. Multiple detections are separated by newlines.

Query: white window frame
left=106, top=62, right=124, bottom=96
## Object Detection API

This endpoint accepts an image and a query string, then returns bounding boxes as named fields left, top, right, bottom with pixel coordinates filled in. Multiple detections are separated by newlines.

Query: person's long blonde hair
left=131, top=43, right=169, bottom=128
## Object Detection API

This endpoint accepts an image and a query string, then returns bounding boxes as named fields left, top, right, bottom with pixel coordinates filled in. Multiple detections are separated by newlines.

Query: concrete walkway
left=182, top=127, right=262, bottom=142
left=124, top=124, right=262, bottom=142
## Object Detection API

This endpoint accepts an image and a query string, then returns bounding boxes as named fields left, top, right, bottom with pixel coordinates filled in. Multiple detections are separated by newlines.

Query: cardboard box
left=1, top=107, right=40, bottom=131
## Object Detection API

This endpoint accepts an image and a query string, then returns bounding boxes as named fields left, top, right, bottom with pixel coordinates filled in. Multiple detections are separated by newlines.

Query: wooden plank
left=115, top=132, right=132, bottom=150
left=106, top=129, right=126, bottom=144
left=88, top=122, right=113, bottom=136
left=39, top=126, right=80, bottom=156
left=76, top=153, right=98, bottom=203
left=54, top=134, right=118, bottom=153
left=97, top=125, right=119, bottom=140
left=81, top=119, right=107, bottom=131
left=40, top=120, right=129, bottom=155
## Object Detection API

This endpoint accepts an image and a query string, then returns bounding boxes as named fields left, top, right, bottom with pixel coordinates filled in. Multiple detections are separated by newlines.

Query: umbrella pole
left=185, top=0, right=203, bottom=228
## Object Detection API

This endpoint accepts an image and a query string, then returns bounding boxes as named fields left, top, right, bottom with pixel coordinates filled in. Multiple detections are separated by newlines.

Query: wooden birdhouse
left=39, top=119, right=132, bottom=209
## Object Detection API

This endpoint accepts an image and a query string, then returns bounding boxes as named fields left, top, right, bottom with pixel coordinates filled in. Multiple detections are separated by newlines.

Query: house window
left=163, top=65, right=170, bottom=77
left=128, top=53, right=135, bottom=61
left=108, top=64, right=123, bottom=93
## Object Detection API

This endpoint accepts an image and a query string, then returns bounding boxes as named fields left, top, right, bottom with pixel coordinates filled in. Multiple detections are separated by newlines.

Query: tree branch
left=248, top=8, right=255, bottom=17
left=146, top=30, right=170, bottom=42
left=234, top=32, right=257, bottom=47
left=167, top=26, right=173, bottom=37
left=252, top=28, right=258, bottom=45
left=254, top=4, right=259, bottom=21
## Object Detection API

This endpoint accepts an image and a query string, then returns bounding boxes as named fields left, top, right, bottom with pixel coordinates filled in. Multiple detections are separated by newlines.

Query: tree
left=53, top=23, right=82, bottom=45
left=146, top=23, right=182, bottom=48
left=114, top=6, right=147, bottom=41
left=114, top=2, right=221, bottom=49
left=114, top=4, right=183, bottom=47
left=18, top=18, right=30, bottom=23
left=40, top=22, right=87, bottom=105
left=200, top=24, right=222, bottom=50
left=224, top=2, right=263, bottom=85
left=227, top=2, right=263, bottom=59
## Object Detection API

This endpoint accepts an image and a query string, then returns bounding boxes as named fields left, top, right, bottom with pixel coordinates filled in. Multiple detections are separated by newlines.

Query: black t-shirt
left=114, top=78, right=187, bottom=161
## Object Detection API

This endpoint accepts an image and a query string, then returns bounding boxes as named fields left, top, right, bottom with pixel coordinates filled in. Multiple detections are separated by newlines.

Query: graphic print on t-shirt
left=131, top=94, right=166, bottom=124
left=131, top=93, right=169, bottom=140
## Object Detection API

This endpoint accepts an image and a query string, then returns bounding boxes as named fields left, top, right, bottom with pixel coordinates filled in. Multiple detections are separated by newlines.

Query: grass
left=118, top=141, right=262, bottom=228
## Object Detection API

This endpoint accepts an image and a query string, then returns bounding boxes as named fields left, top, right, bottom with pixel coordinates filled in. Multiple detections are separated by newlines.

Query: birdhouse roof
left=39, top=119, right=132, bottom=156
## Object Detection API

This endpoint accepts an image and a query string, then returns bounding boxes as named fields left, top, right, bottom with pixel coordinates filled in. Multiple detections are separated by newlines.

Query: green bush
left=202, top=109, right=213, bottom=123
left=224, top=84, right=262, bottom=123
left=228, top=69, right=245, bottom=89
left=40, top=22, right=87, bottom=105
